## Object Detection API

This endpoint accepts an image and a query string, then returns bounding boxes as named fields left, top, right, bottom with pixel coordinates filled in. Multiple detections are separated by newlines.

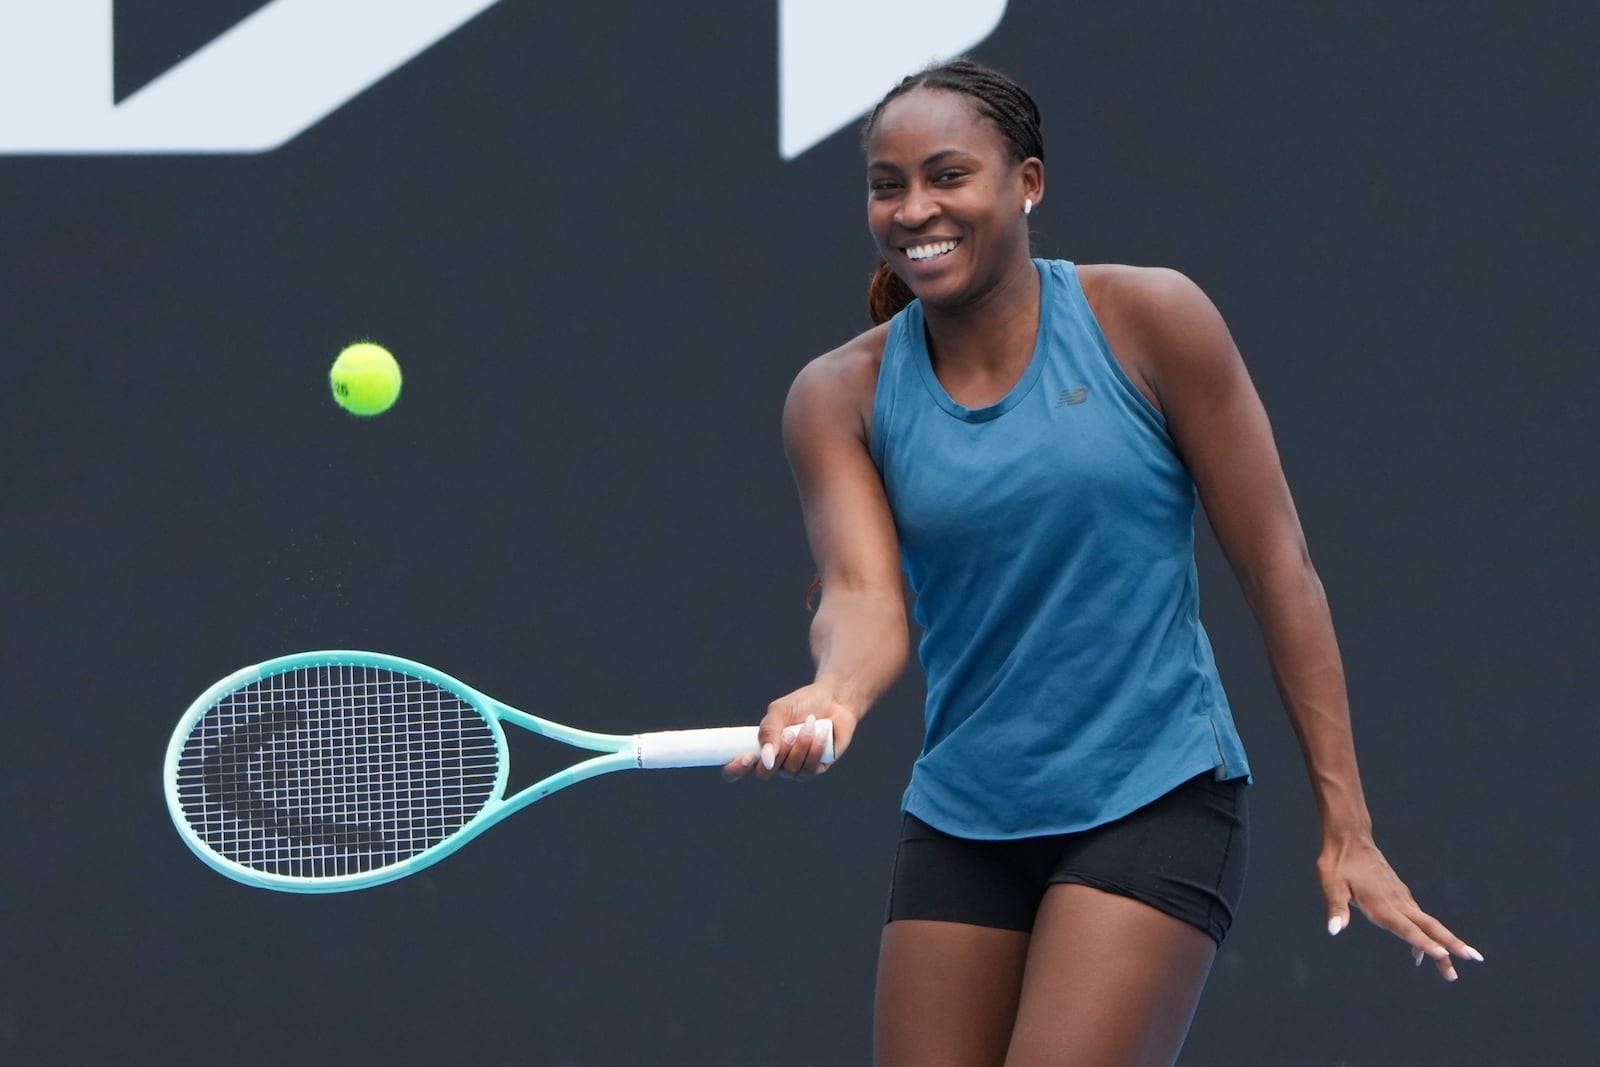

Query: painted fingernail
left=1445, top=965, right=1459, bottom=982
left=1328, top=916, right=1345, bottom=936
left=760, top=743, right=775, bottom=771
left=781, top=725, right=799, bottom=744
left=739, top=752, right=758, bottom=768
left=1463, top=946, right=1485, bottom=963
left=1413, top=948, right=1424, bottom=966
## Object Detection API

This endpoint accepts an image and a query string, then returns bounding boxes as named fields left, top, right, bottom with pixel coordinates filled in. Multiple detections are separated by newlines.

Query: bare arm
left=1099, top=266, right=1481, bottom=977
left=725, top=334, right=909, bottom=780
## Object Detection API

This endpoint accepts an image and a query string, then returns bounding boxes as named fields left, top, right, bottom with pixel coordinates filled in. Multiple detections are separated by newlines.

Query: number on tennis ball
left=330, top=342, right=402, bottom=416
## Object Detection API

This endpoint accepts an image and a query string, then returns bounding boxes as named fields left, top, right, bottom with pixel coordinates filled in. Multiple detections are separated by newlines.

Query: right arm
left=726, top=333, right=910, bottom=780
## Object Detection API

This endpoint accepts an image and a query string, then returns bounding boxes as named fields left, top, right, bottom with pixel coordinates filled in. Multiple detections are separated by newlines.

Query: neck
left=921, top=255, right=1041, bottom=372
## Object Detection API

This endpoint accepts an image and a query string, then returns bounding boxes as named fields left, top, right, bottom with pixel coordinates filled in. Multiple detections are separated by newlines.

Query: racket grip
left=633, top=720, right=835, bottom=769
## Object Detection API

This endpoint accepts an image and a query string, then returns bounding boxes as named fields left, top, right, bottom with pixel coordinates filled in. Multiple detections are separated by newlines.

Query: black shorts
left=885, top=771, right=1249, bottom=945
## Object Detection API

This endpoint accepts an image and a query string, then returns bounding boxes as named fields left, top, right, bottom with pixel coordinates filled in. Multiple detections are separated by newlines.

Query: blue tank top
left=869, top=259, right=1250, bottom=838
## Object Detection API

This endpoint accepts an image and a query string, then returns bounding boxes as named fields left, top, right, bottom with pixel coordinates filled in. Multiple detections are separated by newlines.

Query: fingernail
left=1413, top=948, right=1424, bottom=966
left=781, top=725, right=799, bottom=744
left=739, top=752, right=758, bottom=768
left=1463, top=945, right=1485, bottom=963
left=760, top=743, right=775, bottom=771
left=1445, top=965, right=1458, bottom=982
left=1328, top=917, right=1345, bottom=936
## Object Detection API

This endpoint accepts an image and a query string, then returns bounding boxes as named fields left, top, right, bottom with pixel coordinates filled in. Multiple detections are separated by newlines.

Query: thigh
left=876, top=919, right=1030, bottom=1067
left=1004, top=884, right=1216, bottom=1067
left=877, top=815, right=1046, bottom=1066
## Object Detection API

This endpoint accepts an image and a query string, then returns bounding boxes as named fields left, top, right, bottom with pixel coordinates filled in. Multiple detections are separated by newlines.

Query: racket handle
left=633, top=720, right=835, bottom=770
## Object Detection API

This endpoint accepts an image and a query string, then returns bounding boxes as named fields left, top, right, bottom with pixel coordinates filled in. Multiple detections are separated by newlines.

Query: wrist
left=1320, top=812, right=1374, bottom=846
left=810, top=674, right=871, bottom=722
left=1312, top=777, right=1376, bottom=844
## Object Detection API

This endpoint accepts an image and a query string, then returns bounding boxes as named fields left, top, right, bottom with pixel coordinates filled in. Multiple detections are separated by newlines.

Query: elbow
left=1235, top=543, right=1325, bottom=614
left=810, top=587, right=909, bottom=662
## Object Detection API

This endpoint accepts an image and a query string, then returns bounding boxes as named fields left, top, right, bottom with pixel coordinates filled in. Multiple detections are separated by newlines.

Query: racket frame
left=164, top=650, right=819, bottom=893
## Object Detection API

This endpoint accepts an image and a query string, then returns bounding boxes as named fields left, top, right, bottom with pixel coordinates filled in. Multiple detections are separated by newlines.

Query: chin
left=908, top=271, right=976, bottom=311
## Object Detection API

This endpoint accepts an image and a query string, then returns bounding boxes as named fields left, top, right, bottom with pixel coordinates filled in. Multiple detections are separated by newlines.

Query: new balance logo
left=1056, top=387, right=1089, bottom=406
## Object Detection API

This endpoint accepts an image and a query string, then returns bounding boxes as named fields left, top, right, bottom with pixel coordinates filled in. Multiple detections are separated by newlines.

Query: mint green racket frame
left=164, top=650, right=832, bottom=893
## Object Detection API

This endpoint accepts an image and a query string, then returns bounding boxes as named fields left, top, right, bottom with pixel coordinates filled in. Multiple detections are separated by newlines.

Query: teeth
left=905, top=240, right=958, bottom=262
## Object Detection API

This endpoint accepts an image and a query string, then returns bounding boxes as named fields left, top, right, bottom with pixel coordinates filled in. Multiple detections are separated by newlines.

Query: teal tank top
left=869, top=260, right=1250, bottom=839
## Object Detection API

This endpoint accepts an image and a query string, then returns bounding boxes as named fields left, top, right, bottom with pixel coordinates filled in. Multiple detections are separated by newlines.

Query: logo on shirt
left=1056, top=387, right=1090, bottom=407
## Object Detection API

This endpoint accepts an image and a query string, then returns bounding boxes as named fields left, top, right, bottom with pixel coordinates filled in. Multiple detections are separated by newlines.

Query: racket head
left=164, top=650, right=512, bottom=893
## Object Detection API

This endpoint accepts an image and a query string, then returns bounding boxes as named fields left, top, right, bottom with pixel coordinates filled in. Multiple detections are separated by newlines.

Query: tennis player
left=726, top=59, right=1480, bottom=1066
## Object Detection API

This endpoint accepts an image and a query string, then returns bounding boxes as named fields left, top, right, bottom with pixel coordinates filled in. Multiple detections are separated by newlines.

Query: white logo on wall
left=0, top=0, right=1005, bottom=157
left=0, top=0, right=506, bottom=154
left=779, top=0, right=1006, bottom=159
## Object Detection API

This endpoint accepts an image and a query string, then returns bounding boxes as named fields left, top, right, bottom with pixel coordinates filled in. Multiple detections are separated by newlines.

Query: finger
left=801, top=720, right=833, bottom=777
left=777, top=715, right=816, bottom=778
left=1359, top=900, right=1437, bottom=954
left=756, top=701, right=796, bottom=777
left=1364, top=908, right=1457, bottom=980
left=720, top=750, right=760, bottom=783
left=1412, top=913, right=1485, bottom=964
left=1401, top=934, right=1465, bottom=985
left=1403, top=941, right=1455, bottom=981
left=1325, top=896, right=1351, bottom=937
left=1407, top=917, right=1484, bottom=977
left=789, top=718, right=832, bottom=780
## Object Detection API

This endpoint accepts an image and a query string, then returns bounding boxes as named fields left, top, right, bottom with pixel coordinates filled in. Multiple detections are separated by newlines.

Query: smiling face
left=865, top=88, right=1043, bottom=312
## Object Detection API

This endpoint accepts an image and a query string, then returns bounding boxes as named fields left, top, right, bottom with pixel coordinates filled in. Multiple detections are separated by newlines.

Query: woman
left=725, top=59, right=1479, bottom=1066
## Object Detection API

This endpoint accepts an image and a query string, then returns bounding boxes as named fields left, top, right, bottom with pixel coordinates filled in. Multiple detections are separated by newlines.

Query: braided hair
left=863, top=59, right=1044, bottom=326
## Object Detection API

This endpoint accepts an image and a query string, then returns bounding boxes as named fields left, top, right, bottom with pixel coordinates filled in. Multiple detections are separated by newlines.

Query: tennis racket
left=164, top=650, right=832, bottom=893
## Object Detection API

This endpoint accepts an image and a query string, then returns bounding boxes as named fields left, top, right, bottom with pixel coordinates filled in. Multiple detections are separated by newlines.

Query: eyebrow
left=867, top=148, right=979, bottom=172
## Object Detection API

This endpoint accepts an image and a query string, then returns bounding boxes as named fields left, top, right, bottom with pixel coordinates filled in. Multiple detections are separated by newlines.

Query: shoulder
left=1075, top=263, right=1222, bottom=332
left=1075, top=264, right=1241, bottom=399
left=784, top=322, right=893, bottom=446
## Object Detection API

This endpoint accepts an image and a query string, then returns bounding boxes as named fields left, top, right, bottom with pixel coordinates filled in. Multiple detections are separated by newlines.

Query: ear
left=1019, top=157, right=1045, bottom=210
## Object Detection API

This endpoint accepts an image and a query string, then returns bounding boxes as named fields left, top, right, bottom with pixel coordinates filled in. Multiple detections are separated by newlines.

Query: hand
left=721, top=683, right=859, bottom=783
left=1320, top=834, right=1483, bottom=981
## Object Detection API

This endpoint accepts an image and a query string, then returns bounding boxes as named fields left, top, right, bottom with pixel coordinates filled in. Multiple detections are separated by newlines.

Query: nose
left=894, top=184, right=939, bottom=230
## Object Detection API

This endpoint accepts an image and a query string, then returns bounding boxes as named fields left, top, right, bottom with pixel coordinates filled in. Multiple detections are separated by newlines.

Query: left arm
left=1098, top=266, right=1481, bottom=979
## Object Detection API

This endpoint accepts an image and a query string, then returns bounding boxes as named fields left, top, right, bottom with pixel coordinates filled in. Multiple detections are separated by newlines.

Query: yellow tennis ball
left=330, top=342, right=402, bottom=416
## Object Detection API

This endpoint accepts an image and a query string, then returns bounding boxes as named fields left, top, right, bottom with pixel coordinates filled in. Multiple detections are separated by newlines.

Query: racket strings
left=174, top=665, right=499, bottom=878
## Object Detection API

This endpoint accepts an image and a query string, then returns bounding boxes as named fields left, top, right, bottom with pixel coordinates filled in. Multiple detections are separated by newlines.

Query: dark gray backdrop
left=3, top=2, right=1595, bottom=1064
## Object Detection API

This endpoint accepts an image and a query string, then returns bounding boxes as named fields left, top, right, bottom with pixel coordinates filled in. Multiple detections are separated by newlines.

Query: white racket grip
left=632, top=721, right=836, bottom=769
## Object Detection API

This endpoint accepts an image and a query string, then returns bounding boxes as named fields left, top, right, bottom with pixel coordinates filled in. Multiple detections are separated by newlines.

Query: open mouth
left=903, top=239, right=960, bottom=263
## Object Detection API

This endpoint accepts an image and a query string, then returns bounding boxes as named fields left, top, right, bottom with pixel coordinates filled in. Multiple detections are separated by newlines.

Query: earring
left=1023, top=198, right=1033, bottom=216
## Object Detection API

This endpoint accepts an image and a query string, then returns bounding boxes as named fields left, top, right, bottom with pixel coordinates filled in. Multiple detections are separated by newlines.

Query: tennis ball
left=330, top=342, right=402, bottom=416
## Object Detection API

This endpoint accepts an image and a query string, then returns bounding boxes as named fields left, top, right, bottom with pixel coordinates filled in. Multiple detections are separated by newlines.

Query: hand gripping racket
left=164, top=650, right=832, bottom=893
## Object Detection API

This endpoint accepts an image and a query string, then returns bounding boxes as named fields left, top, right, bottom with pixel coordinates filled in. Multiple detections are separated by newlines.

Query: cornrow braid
left=863, top=58, right=1043, bottom=164
left=862, top=58, right=1043, bottom=325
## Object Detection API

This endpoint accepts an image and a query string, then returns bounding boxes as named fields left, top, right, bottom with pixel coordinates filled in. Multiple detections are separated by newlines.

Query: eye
left=934, top=169, right=967, bottom=184
left=868, top=179, right=902, bottom=196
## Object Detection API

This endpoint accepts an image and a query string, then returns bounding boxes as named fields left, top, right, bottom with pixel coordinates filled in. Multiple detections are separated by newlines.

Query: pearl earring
left=1023, top=198, right=1033, bottom=216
